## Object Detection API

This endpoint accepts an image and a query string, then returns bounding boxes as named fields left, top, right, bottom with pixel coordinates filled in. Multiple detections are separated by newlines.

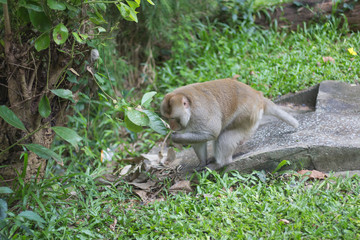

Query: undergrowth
left=1, top=168, right=359, bottom=239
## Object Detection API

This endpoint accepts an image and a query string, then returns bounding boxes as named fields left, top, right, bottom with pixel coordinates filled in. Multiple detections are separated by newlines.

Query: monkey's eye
left=169, top=117, right=179, bottom=122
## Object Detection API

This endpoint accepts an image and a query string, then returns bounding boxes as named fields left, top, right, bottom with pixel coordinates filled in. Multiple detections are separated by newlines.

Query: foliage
left=114, top=0, right=220, bottom=86
left=0, top=0, right=165, bottom=172
left=1, top=167, right=359, bottom=238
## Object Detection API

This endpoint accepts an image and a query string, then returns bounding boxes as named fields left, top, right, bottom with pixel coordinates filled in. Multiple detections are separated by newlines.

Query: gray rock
left=177, top=80, right=360, bottom=174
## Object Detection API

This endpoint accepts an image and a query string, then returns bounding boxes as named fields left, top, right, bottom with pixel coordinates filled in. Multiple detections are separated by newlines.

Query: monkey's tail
left=264, top=99, right=299, bottom=128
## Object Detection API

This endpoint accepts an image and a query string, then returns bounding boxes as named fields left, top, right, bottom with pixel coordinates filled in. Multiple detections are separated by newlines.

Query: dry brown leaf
left=109, top=217, right=117, bottom=231
left=134, top=190, right=148, bottom=202
left=119, top=165, right=132, bottom=176
left=322, top=56, right=335, bottom=63
left=148, top=196, right=165, bottom=204
left=279, top=219, right=290, bottom=224
left=161, top=147, right=176, bottom=166
left=297, top=170, right=328, bottom=180
left=169, top=180, right=192, bottom=192
left=128, top=181, right=156, bottom=191
left=120, top=156, right=144, bottom=165
left=69, top=67, right=80, bottom=76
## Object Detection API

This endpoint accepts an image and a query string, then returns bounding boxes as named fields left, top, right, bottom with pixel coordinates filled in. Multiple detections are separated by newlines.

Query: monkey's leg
left=192, top=142, right=208, bottom=168
left=172, top=132, right=215, bottom=144
left=212, top=129, right=247, bottom=169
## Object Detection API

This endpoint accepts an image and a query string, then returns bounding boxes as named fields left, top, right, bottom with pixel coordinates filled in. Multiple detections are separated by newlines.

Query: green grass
left=156, top=18, right=359, bottom=98
left=2, top=168, right=359, bottom=239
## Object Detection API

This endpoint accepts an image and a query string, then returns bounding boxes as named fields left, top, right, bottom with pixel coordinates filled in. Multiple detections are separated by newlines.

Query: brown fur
left=160, top=78, right=298, bottom=169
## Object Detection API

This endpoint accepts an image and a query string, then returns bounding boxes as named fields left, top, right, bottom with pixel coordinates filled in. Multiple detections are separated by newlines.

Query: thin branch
left=29, top=53, right=40, bottom=92
left=46, top=46, right=51, bottom=90
left=8, top=62, right=34, bottom=70
left=0, top=83, right=22, bottom=96
left=19, top=69, right=30, bottom=101
left=3, top=3, right=11, bottom=57
left=0, top=124, right=48, bottom=157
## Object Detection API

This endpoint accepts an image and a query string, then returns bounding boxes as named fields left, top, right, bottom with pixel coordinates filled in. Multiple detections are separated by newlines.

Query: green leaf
left=272, top=160, right=291, bottom=174
left=28, top=10, right=51, bottom=32
left=143, top=110, right=167, bottom=135
left=146, top=0, right=155, bottom=5
left=0, top=0, right=7, bottom=4
left=96, top=26, right=106, bottom=33
left=66, top=71, right=78, bottom=83
left=141, top=91, right=157, bottom=107
left=94, top=73, right=105, bottom=84
left=52, top=126, right=82, bottom=150
left=0, top=199, right=7, bottom=220
left=23, top=3, right=43, bottom=12
left=38, top=95, right=51, bottom=118
left=35, top=33, right=50, bottom=51
left=125, top=116, right=142, bottom=133
left=0, top=105, right=27, bottom=131
left=117, top=3, right=138, bottom=22
left=53, top=23, right=69, bottom=45
left=72, top=32, right=85, bottom=44
left=18, top=211, right=46, bottom=224
left=24, top=144, right=61, bottom=162
left=126, top=108, right=149, bottom=126
left=50, top=89, right=74, bottom=102
left=127, top=0, right=140, bottom=9
left=47, top=0, right=66, bottom=10
left=127, top=5, right=138, bottom=22
left=0, top=187, right=13, bottom=194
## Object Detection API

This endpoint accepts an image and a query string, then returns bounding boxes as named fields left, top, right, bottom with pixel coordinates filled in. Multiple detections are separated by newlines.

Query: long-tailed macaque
left=160, top=78, right=299, bottom=169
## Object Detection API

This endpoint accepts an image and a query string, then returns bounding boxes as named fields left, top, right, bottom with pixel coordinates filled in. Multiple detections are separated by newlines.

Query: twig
left=28, top=53, right=40, bottom=92
left=3, top=2, right=11, bottom=56
left=0, top=124, right=48, bottom=157
left=8, top=62, right=34, bottom=70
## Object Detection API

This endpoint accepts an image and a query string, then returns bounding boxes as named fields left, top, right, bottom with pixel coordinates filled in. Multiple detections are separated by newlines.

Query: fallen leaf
left=297, top=170, right=328, bottom=180
left=161, top=148, right=177, bottom=166
left=279, top=219, right=290, bottom=224
left=128, top=180, right=156, bottom=191
left=120, top=156, right=144, bottom=165
left=109, top=217, right=117, bottom=231
left=322, top=56, right=335, bottom=63
left=119, top=165, right=132, bottom=176
left=134, top=190, right=148, bottom=202
left=169, top=180, right=192, bottom=192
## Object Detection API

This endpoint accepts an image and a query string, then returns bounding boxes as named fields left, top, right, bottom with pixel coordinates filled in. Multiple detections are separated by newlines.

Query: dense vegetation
left=1, top=0, right=360, bottom=238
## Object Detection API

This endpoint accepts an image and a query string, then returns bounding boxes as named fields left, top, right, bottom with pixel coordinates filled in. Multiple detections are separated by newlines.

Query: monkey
left=160, top=77, right=299, bottom=170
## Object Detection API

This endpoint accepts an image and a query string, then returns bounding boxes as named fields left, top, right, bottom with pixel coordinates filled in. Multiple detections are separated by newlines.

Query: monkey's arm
left=171, top=131, right=216, bottom=144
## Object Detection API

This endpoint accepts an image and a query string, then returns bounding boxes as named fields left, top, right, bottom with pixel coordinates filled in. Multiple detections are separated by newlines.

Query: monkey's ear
left=182, top=96, right=190, bottom=109
left=161, top=95, right=171, bottom=116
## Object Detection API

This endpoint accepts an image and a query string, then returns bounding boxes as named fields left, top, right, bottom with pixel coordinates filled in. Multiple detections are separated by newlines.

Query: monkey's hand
left=171, top=131, right=215, bottom=144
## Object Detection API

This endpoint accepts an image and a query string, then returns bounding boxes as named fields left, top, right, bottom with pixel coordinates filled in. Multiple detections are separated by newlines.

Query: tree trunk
left=0, top=3, right=88, bottom=185
left=255, top=0, right=360, bottom=31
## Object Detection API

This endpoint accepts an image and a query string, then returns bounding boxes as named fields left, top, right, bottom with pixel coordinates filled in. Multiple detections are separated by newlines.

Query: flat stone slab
left=177, top=81, right=360, bottom=174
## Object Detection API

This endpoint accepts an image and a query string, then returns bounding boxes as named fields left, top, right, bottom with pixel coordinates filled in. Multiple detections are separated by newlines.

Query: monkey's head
left=161, top=93, right=191, bottom=131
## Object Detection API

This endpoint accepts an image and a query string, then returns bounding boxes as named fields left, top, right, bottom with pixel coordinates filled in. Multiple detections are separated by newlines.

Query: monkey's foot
left=194, top=162, right=225, bottom=172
